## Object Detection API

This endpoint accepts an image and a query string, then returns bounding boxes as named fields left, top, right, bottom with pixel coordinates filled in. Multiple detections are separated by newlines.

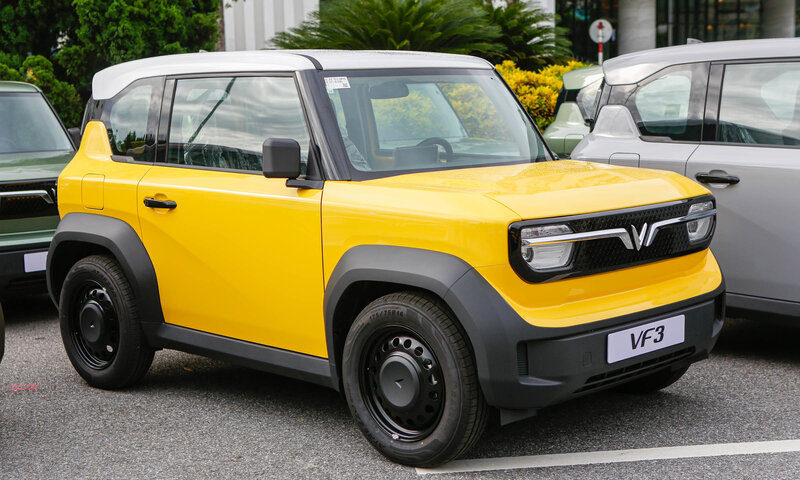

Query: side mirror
left=68, top=127, right=82, bottom=149
left=262, top=138, right=301, bottom=179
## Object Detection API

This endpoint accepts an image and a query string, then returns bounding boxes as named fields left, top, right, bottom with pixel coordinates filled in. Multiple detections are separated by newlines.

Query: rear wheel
left=59, top=255, right=154, bottom=389
left=617, top=365, right=690, bottom=394
left=342, top=292, right=487, bottom=467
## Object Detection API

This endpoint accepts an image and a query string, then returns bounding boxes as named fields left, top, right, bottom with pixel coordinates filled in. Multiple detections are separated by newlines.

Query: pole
left=597, top=20, right=604, bottom=65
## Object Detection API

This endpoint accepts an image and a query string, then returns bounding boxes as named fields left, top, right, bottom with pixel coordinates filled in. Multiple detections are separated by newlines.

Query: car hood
left=0, top=150, right=74, bottom=183
left=364, top=161, right=710, bottom=219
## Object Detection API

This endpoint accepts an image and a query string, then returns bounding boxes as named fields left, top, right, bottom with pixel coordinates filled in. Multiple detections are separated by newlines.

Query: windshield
left=323, top=70, right=550, bottom=176
left=0, top=92, right=72, bottom=154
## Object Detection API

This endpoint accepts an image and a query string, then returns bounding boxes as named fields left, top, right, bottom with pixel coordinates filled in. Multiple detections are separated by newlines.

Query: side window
left=576, top=79, right=601, bottom=119
left=627, top=63, right=707, bottom=141
left=717, top=62, right=800, bottom=146
left=102, top=78, right=161, bottom=162
left=166, top=76, right=310, bottom=172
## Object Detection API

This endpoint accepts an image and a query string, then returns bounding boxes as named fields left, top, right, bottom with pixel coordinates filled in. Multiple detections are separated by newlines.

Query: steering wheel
left=416, top=137, right=453, bottom=161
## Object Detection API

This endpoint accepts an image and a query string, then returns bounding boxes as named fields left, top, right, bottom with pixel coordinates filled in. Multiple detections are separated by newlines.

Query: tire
left=59, top=254, right=154, bottom=389
left=617, top=365, right=690, bottom=394
left=342, top=292, right=488, bottom=467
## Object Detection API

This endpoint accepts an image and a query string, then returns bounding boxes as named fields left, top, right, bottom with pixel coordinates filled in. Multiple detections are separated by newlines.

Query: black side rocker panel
left=145, top=323, right=333, bottom=388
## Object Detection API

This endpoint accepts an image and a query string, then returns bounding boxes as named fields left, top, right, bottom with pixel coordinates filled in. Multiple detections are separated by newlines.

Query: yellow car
left=47, top=51, right=723, bottom=467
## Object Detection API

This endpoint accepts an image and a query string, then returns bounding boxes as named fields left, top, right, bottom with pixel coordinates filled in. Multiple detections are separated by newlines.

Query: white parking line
left=415, top=439, right=800, bottom=475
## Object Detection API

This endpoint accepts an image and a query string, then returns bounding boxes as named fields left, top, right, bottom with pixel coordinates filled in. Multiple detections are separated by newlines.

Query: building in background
left=222, top=0, right=318, bottom=51
left=558, top=0, right=798, bottom=61
left=222, top=0, right=798, bottom=62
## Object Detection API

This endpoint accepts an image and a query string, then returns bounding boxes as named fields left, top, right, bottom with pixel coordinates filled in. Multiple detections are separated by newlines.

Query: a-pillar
left=762, top=0, right=796, bottom=38
left=618, top=0, right=657, bottom=55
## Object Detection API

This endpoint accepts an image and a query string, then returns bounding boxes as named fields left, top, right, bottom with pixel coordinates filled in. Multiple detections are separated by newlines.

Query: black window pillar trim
left=702, top=64, right=724, bottom=143
left=299, top=69, right=352, bottom=181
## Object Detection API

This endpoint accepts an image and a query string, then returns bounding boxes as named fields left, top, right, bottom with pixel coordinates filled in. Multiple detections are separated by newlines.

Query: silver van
left=572, top=38, right=800, bottom=319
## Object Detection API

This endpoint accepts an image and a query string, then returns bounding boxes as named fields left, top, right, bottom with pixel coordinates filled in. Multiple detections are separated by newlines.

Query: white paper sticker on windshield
left=325, top=76, right=351, bottom=91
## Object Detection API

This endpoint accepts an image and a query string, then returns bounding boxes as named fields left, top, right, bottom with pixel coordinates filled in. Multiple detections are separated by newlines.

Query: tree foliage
left=273, top=0, right=503, bottom=56
left=479, top=0, right=572, bottom=70
left=273, top=0, right=571, bottom=67
left=0, top=1, right=76, bottom=59
left=0, top=55, right=83, bottom=127
left=57, top=0, right=219, bottom=99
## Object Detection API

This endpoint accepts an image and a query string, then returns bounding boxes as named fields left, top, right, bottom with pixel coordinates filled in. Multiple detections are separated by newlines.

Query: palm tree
left=272, top=0, right=504, bottom=57
left=479, top=0, right=573, bottom=69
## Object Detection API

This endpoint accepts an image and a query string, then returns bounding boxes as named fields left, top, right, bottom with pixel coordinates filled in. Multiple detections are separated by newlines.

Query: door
left=137, top=75, right=327, bottom=357
left=624, top=63, right=708, bottom=174
left=687, top=60, right=800, bottom=304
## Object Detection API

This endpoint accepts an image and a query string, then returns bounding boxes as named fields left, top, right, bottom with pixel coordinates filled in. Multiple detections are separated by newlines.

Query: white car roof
left=91, top=50, right=493, bottom=99
left=603, top=38, right=800, bottom=85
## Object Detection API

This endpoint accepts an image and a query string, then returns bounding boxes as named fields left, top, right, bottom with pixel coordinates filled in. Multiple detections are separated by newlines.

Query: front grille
left=569, top=201, right=699, bottom=274
left=575, top=347, right=695, bottom=394
left=0, top=180, right=58, bottom=220
left=508, top=195, right=715, bottom=283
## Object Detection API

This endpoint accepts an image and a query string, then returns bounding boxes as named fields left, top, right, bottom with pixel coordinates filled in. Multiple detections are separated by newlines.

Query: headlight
left=520, top=224, right=574, bottom=270
left=686, top=201, right=714, bottom=243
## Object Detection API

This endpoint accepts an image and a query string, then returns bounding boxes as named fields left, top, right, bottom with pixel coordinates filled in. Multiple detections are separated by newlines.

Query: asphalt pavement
left=1, top=295, right=798, bottom=479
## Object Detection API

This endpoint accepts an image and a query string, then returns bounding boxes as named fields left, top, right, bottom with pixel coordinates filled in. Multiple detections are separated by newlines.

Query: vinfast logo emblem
left=628, top=223, right=649, bottom=251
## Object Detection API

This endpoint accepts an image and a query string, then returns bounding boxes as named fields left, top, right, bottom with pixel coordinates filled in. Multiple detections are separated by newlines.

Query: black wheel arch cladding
left=47, top=213, right=165, bottom=327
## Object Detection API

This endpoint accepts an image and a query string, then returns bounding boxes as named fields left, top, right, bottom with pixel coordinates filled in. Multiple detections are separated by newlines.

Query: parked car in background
left=572, top=38, right=800, bottom=319
left=49, top=50, right=723, bottom=467
left=0, top=81, right=75, bottom=299
left=543, top=65, right=603, bottom=158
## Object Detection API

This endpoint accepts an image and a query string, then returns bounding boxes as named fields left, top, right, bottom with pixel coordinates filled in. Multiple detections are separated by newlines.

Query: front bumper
left=442, top=268, right=725, bottom=412
left=0, top=243, right=50, bottom=298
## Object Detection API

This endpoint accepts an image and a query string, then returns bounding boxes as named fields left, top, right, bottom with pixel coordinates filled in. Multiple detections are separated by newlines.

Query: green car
left=543, top=65, right=603, bottom=158
left=0, top=81, right=75, bottom=298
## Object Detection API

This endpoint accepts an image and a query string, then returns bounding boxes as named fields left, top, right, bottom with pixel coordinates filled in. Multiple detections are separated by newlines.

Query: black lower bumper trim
left=575, top=346, right=695, bottom=394
left=0, top=245, right=49, bottom=298
left=443, top=267, right=725, bottom=411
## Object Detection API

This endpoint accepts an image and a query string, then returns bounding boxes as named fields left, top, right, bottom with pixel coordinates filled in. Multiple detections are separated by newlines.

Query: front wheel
left=59, top=255, right=154, bottom=389
left=342, top=292, right=487, bottom=467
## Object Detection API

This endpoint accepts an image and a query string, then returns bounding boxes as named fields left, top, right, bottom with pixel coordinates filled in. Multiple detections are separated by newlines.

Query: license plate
left=23, top=251, right=47, bottom=273
left=607, top=314, right=685, bottom=364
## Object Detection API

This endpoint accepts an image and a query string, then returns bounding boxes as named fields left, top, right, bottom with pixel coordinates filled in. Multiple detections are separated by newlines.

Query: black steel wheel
left=342, top=292, right=488, bottom=467
left=68, top=281, right=120, bottom=370
left=59, top=255, right=154, bottom=389
left=360, top=328, right=445, bottom=442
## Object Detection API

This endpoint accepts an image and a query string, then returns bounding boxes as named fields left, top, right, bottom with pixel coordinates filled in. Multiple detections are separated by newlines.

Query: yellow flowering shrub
left=496, top=60, right=591, bottom=129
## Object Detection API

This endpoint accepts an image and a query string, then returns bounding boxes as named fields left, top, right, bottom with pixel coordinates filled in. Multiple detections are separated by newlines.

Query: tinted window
left=0, top=93, right=72, bottom=154
left=576, top=79, right=601, bottom=119
left=166, top=76, right=310, bottom=172
left=103, top=78, right=161, bottom=162
left=628, top=63, right=707, bottom=141
left=718, top=62, right=800, bottom=146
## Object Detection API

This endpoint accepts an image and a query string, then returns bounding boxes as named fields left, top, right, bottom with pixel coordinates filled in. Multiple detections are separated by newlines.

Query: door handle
left=143, top=198, right=177, bottom=209
left=695, top=173, right=740, bottom=185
